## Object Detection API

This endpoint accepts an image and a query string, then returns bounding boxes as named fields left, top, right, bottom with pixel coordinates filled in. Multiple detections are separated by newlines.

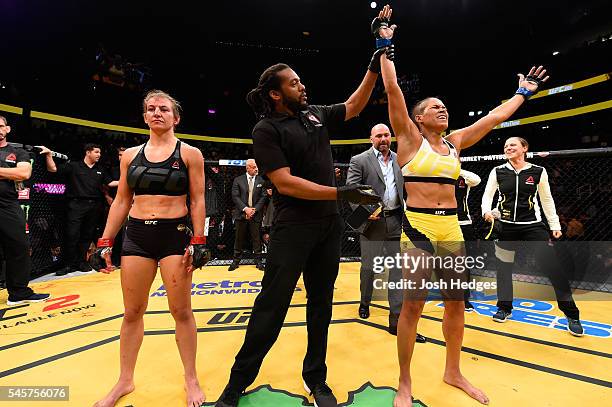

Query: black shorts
left=122, top=216, right=190, bottom=261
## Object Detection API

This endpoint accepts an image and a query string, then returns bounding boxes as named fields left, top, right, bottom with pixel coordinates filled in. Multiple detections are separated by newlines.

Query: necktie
left=248, top=176, right=254, bottom=207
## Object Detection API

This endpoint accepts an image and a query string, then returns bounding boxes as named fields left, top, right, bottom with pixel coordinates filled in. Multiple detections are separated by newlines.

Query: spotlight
left=370, top=2, right=377, bottom=9
left=468, top=111, right=475, bottom=117
left=552, top=51, right=560, bottom=56
left=477, top=110, right=483, bottom=115
left=208, top=109, right=216, bottom=115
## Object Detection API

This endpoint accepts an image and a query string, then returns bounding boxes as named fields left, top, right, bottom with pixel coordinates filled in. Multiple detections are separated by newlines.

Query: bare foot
left=184, top=378, right=206, bottom=407
left=444, top=372, right=489, bottom=405
left=393, top=381, right=413, bottom=407
left=93, top=380, right=135, bottom=407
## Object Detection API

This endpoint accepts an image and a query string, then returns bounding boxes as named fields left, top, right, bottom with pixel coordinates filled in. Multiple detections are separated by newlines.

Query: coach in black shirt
left=0, top=115, right=49, bottom=304
left=216, top=60, right=382, bottom=407
left=45, top=143, right=117, bottom=275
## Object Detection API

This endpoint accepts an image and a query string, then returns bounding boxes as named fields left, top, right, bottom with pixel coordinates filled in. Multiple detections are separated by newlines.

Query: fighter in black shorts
left=90, top=91, right=210, bottom=407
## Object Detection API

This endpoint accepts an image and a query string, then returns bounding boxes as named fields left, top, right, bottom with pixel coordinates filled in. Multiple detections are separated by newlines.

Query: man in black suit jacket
left=229, top=159, right=268, bottom=270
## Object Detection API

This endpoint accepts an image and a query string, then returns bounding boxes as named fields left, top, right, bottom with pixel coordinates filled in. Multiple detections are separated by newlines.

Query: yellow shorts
left=400, top=208, right=464, bottom=255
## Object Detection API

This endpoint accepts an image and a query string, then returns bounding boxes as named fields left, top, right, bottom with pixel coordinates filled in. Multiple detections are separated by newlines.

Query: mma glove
left=515, top=73, right=545, bottom=99
left=90, top=238, right=113, bottom=271
left=368, top=45, right=396, bottom=74
left=371, top=15, right=393, bottom=49
left=189, top=236, right=211, bottom=269
left=337, top=184, right=381, bottom=205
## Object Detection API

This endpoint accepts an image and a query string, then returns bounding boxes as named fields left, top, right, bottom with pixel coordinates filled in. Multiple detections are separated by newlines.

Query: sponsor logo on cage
left=461, top=152, right=542, bottom=162
left=150, top=280, right=302, bottom=297
left=33, top=183, right=66, bottom=194
left=218, top=159, right=247, bottom=167
left=500, top=120, right=520, bottom=128
left=548, top=84, right=573, bottom=95
left=436, top=297, right=612, bottom=338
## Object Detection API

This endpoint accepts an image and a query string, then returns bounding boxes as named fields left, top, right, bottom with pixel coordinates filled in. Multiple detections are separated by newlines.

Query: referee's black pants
left=64, top=199, right=103, bottom=269
left=0, top=202, right=34, bottom=300
left=495, top=222, right=579, bottom=319
left=227, top=214, right=343, bottom=391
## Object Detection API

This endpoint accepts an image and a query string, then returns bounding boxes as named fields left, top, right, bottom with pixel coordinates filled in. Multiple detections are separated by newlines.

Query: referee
left=45, top=143, right=117, bottom=275
left=0, top=115, right=49, bottom=305
left=216, top=60, right=382, bottom=407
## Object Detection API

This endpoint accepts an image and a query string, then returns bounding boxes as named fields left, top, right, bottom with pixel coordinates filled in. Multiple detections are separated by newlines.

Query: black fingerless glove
left=368, top=45, right=396, bottom=74
left=337, top=184, right=381, bottom=205
left=515, top=73, right=544, bottom=99
left=190, top=236, right=211, bottom=269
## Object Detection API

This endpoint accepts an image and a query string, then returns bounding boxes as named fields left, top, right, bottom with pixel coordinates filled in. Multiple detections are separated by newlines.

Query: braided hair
left=246, top=63, right=291, bottom=119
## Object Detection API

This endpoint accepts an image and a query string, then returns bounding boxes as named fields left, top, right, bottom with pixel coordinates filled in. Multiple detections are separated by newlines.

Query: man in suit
left=347, top=124, right=424, bottom=341
left=229, top=159, right=268, bottom=271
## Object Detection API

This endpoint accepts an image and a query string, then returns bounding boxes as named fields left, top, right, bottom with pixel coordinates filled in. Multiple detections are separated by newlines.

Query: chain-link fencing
left=2, top=145, right=609, bottom=295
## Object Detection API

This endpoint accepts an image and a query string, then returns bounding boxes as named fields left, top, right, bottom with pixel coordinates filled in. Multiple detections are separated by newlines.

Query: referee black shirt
left=252, top=103, right=346, bottom=223
left=0, top=144, right=30, bottom=205
left=58, top=161, right=112, bottom=200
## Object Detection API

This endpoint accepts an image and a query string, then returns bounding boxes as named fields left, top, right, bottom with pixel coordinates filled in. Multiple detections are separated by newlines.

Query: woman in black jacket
left=481, top=137, right=583, bottom=336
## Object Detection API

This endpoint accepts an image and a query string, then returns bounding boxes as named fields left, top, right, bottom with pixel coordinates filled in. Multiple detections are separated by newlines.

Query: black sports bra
left=127, top=140, right=189, bottom=196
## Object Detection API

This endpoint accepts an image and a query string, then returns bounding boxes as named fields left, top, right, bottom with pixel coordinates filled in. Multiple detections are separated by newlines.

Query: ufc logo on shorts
left=435, top=210, right=446, bottom=215
left=145, top=220, right=158, bottom=225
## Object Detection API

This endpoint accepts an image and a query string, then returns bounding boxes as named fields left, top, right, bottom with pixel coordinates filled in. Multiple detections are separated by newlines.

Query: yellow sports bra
left=401, top=137, right=461, bottom=185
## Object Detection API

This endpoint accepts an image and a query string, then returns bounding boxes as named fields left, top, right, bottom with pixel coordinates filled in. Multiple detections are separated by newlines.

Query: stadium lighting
left=370, top=2, right=377, bottom=9
left=477, top=110, right=483, bottom=115
left=552, top=51, right=560, bottom=56
left=468, top=111, right=475, bottom=116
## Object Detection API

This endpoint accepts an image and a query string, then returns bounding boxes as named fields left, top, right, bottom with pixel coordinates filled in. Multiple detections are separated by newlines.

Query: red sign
left=18, top=188, right=30, bottom=200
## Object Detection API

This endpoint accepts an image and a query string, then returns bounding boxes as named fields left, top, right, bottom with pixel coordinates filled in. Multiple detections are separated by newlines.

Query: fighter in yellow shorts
left=375, top=4, right=549, bottom=405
